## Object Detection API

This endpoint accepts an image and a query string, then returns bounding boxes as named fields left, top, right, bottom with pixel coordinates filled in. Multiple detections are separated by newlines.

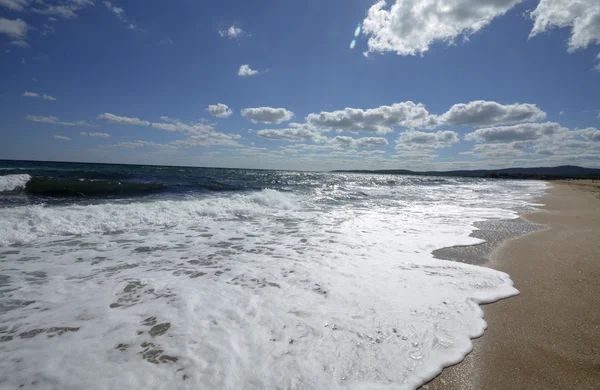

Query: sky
left=1, top=0, right=599, bottom=171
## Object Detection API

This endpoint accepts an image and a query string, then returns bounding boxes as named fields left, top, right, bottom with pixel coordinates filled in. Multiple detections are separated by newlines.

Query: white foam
left=0, top=189, right=298, bottom=247
left=0, top=174, right=31, bottom=192
left=0, top=180, right=547, bottom=389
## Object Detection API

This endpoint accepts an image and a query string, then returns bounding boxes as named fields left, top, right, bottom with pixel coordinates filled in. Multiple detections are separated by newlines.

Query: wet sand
left=424, top=180, right=600, bottom=389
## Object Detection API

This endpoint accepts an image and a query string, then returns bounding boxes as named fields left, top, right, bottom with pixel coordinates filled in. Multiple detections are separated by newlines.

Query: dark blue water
left=0, top=160, right=459, bottom=207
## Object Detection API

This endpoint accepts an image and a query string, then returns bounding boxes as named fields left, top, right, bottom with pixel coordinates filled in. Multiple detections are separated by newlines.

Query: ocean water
left=0, top=161, right=547, bottom=389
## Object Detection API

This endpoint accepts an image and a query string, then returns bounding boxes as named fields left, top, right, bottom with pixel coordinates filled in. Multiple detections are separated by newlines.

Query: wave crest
left=0, top=189, right=297, bottom=246
left=0, top=174, right=31, bottom=192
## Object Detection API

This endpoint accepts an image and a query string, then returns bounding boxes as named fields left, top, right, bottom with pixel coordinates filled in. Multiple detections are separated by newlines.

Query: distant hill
left=332, top=165, right=600, bottom=180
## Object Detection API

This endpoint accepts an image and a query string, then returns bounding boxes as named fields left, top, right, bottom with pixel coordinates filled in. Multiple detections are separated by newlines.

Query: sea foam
left=0, top=180, right=547, bottom=389
left=0, top=174, right=31, bottom=192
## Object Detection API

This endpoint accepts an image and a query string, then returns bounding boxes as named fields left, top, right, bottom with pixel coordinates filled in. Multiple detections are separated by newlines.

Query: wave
left=0, top=174, right=32, bottom=192
left=23, top=177, right=166, bottom=197
left=0, top=189, right=298, bottom=246
left=1, top=175, right=252, bottom=198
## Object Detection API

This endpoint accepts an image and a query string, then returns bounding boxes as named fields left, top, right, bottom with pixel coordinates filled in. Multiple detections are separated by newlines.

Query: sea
left=0, top=160, right=547, bottom=389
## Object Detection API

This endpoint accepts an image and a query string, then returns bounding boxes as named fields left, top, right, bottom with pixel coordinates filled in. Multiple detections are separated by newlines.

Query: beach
left=425, top=180, right=600, bottom=389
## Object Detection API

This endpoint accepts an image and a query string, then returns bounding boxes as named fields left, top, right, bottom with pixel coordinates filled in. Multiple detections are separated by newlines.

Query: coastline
left=424, top=180, right=600, bottom=389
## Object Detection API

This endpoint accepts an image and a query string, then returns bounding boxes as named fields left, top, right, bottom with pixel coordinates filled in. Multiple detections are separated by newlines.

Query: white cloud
left=10, top=38, right=29, bottom=47
left=362, top=0, right=522, bottom=56
left=27, top=115, right=90, bottom=126
left=54, top=135, right=71, bottom=140
left=0, top=0, right=29, bottom=12
left=529, top=0, right=600, bottom=53
left=32, top=0, right=94, bottom=19
left=40, top=23, right=55, bottom=36
left=103, top=1, right=125, bottom=20
left=110, top=140, right=177, bottom=150
left=238, top=64, right=258, bottom=77
left=219, top=25, right=243, bottom=38
left=23, top=91, right=56, bottom=101
left=257, top=123, right=323, bottom=142
left=241, top=107, right=295, bottom=124
left=99, top=112, right=213, bottom=134
left=559, top=111, right=565, bottom=116
left=0, top=17, right=28, bottom=39
left=171, top=132, right=242, bottom=147
left=440, top=100, right=546, bottom=127
left=151, top=119, right=213, bottom=134
left=207, top=103, right=233, bottom=118
left=80, top=132, right=111, bottom=138
left=328, top=136, right=389, bottom=148
left=465, top=142, right=527, bottom=158
left=306, top=101, right=437, bottom=133
left=578, top=127, right=600, bottom=142
left=465, top=122, right=568, bottom=143
left=98, top=113, right=150, bottom=126
left=396, top=130, right=459, bottom=150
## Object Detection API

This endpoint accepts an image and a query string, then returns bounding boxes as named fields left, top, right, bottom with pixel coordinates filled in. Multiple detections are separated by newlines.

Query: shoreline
left=424, top=180, right=600, bottom=389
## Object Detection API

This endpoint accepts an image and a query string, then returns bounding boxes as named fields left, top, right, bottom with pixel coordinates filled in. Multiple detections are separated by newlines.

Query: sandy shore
left=424, top=180, right=600, bottom=389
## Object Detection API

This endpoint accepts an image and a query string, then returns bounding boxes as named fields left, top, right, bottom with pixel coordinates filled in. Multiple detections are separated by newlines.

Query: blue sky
left=1, top=0, right=599, bottom=170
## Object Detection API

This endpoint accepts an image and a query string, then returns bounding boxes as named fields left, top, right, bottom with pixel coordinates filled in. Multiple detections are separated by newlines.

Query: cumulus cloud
left=257, top=123, right=323, bottom=142
left=440, top=100, right=546, bottom=127
left=361, top=0, right=522, bottom=56
left=529, top=0, right=600, bottom=53
left=98, top=113, right=151, bottom=126
left=465, top=122, right=568, bottom=143
left=306, top=101, right=437, bottom=133
left=23, top=91, right=56, bottom=101
left=0, top=17, right=28, bottom=39
left=207, top=103, right=233, bottom=118
left=27, top=115, right=90, bottom=126
left=396, top=130, right=459, bottom=149
left=328, top=136, right=389, bottom=148
left=241, top=107, right=295, bottom=124
left=578, top=127, right=600, bottom=142
left=219, top=25, right=243, bottom=38
left=238, top=64, right=258, bottom=76
left=80, top=132, right=111, bottom=138
left=54, top=135, right=71, bottom=140
left=0, top=0, right=30, bottom=12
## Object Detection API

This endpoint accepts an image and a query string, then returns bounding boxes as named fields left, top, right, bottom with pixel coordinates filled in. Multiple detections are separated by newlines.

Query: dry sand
left=424, top=180, right=600, bottom=389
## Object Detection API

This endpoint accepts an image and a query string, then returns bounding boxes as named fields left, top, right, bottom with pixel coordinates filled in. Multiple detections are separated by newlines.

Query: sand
left=424, top=180, right=600, bottom=389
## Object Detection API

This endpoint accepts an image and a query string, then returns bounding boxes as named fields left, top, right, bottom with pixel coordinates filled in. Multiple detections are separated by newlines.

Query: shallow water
left=0, top=161, right=547, bottom=389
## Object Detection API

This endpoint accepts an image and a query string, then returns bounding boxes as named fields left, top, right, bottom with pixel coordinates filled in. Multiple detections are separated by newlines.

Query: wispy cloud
left=27, top=115, right=90, bottom=126
left=80, top=132, right=111, bottom=138
left=54, top=135, right=71, bottom=140
left=0, top=0, right=30, bottom=12
left=23, top=91, right=56, bottom=101
left=103, top=1, right=125, bottom=20
left=98, top=113, right=150, bottom=126
left=103, top=1, right=139, bottom=30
